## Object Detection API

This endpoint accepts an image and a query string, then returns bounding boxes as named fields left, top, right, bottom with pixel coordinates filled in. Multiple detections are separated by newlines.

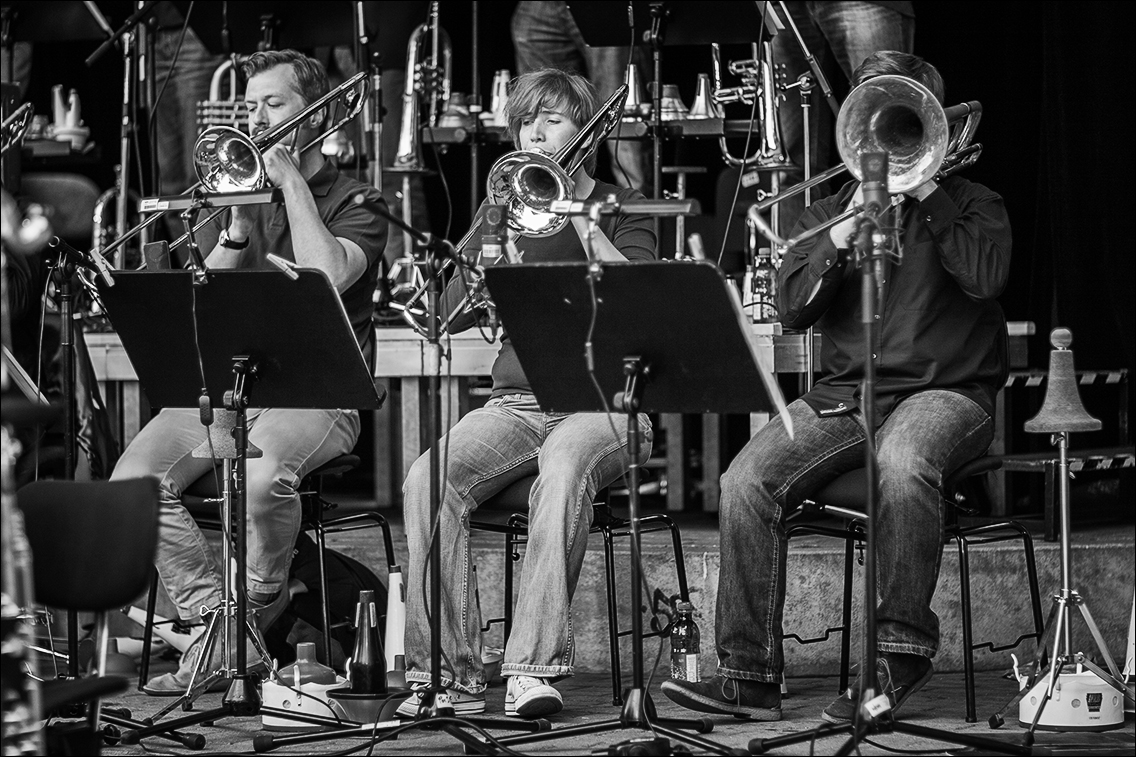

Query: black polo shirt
left=777, top=175, right=1012, bottom=423
left=199, top=160, right=388, bottom=366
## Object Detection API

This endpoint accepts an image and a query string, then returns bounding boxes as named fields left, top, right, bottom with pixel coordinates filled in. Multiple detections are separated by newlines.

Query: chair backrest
left=17, top=477, right=159, bottom=610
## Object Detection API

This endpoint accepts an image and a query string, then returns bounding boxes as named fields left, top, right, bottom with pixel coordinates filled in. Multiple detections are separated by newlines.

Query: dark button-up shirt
left=777, top=175, right=1011, bottom=423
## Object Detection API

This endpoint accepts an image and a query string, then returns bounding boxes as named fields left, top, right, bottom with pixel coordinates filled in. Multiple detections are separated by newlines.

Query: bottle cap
left=676, top=601, right=694, bottom=613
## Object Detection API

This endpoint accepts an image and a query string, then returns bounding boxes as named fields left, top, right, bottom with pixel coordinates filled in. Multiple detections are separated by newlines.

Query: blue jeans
left=716, top=391, right=991, bottom=683
left=403, top=393, right=652, bottom=694
left=111, top=407, right=360, bottom=622
left=772, top=1, right=915, bottom=233
left=511, top=1, right=649, bottom=191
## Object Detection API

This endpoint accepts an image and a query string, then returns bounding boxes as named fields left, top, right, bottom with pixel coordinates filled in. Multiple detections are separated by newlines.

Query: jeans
left=772, top=1, right=914, bottom=233
left=403, top=393, right=652, bottom=693
left=511, top=1, right=649, bottom=192
left=154, top=29, right=225, bottom=195
left=715, top=391, right=992, bottom=682
left=111, top=407, right=360, bottom=622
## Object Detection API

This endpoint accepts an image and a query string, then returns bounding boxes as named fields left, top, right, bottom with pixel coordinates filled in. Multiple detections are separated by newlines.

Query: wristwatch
left=218, top=229, right=249, bottom=250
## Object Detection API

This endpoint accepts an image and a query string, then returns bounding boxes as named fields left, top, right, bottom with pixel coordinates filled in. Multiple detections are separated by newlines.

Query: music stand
left=94, top=269, right=383, bottom=746
left=483, top=260, right=786, bottom=755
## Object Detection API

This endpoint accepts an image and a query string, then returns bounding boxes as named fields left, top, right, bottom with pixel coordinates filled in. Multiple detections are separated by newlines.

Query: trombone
left=749, top=75, right=983, bottom=252
left=98, top=71, right=370, bottom=264
left=397, top=85, right=629, bottom=337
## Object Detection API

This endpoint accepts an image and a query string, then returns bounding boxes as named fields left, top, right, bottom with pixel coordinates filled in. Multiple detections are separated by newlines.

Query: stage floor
left=97, top=666, right=1135, bottom=756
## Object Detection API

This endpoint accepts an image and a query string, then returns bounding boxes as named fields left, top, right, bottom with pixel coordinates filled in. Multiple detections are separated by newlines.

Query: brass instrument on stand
left=393, top=0, right=452, bottom=172
left=399, top=85, right=629, bottom=337
left=748, top=75, right=983, bottom=251
left=1, top=102, right=34, bottom=156
left=711, top=42, right=790, bottom=169
left=196, top=58, right=243, bottom=134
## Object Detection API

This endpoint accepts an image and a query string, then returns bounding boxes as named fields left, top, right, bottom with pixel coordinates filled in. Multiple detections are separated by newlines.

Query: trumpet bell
left=194, top=126, right=265, bottom=192
left=835, top=75, right=949, bottom=194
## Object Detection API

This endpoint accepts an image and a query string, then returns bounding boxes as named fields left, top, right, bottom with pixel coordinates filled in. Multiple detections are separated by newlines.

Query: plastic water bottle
left=670, top=602, right=700, bottom=681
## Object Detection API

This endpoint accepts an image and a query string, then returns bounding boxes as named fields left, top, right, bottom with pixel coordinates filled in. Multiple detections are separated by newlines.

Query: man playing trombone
left=111, top=49, right=389, bottom=695
left=398, top=68, right=656, bottom=719
left=662, top=51, right=1010, bottom=722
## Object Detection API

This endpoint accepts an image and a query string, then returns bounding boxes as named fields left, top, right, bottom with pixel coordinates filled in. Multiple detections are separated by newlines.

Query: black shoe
left=821, top=653, right=933, bottom=723
left=660, top=675, right=782, bottom=721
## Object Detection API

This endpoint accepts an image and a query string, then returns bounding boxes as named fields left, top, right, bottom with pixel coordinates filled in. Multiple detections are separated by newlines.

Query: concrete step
left=326, top=509, right=1135, bottom=680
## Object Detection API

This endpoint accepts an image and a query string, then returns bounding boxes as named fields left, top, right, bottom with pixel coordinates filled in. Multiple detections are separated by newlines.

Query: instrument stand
left=483, top=260, right=786, bottom=755
left=988, top=334, right=1132, bottom=736
left=94, top=269, right=384, bottom=747
left=749, top=171, right=1028, bottom=757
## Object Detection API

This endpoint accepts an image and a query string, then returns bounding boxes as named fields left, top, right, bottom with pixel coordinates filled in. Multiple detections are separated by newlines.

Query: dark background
left=8, top=1, right=1133, bottom=501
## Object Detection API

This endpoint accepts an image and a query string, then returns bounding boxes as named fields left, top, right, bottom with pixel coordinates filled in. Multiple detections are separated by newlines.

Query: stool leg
left=315, top=521, right=334, bottom=666
left=839, top=527, right=857, bottom=694
left=602, top=526, right=623, bottom=706
left=504, top=530, right=517, bottom=642
left=138, top=569, right=159, bottom=689
left=664, top=517, right=690, bottom=602
left=955, top=533, right=978, bottom=723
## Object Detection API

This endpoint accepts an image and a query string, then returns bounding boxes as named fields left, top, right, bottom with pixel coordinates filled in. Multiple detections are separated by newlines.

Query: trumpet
left=749, top=75, right=983, bottom=251
left=100, top=71, right=370, bottom=263
left=397, top=85, right=629, bottom=337
left=393, top=0, right=452, bottom=172
left=1, top=102, right=34, bottom=156
left=711, top=42, right=790, bottom=169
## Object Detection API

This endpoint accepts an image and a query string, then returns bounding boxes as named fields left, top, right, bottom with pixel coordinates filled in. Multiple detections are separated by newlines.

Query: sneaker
left=821, top=653, right=933, bottom=724
left=395, top=683, right=486, bottom=718
left=660, top=675, right=782, bottom=721
left=505, top=675, right=563, bottom=718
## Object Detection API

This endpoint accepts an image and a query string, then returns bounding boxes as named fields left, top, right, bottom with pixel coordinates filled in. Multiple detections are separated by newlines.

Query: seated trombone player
left=662, top=51, right=1011, bottom=721
left=398, top=68, right=656, bottom=719
left=111, top=49, right=388, bottom=695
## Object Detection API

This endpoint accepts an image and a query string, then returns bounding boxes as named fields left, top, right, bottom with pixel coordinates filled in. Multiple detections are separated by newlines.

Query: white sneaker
left=395, top=683, right=486, bottom=718
left=505, top=675, right=563, bottom=718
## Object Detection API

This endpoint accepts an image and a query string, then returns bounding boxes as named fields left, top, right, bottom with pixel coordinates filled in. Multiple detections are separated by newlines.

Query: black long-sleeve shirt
left=777, top=175, right=1012, bottom=423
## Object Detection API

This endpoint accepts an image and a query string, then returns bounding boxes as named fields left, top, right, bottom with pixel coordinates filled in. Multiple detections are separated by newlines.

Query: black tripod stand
left=94, top=269, right=384, bottom=746
left=481, top=259, right=785, bottom=755
left=749, top=155, right=1030, bottom=756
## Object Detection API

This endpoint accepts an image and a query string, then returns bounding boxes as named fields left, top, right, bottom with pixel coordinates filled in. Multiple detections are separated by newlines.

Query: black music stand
left=483, top=260, right=784, bottom=755
left=95, top=269, right=383, bottom=746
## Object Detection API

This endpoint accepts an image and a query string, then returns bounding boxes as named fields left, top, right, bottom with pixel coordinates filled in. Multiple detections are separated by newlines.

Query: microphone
left=49, top=236, right=115, bottom=287
left=860, top=152, right=889, bottom=217
left=480, top=204, right=505, bottom=266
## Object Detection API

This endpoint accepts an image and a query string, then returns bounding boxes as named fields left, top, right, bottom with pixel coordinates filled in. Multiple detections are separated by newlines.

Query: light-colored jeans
left=111, top=407, right=360, bottom=622
left=715, top=391, right=992, bottom=683
left=403, top=393, right=652, bottom=693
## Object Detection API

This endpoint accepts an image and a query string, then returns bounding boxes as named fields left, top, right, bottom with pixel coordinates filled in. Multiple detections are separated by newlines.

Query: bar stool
left=468, top=475, right=691, bottom=706
left=138, top=453, right=396, bottom=685
left=783, top=458, right=1045, bottom=722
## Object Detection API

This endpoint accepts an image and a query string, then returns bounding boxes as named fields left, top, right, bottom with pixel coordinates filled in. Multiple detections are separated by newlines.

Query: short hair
left=504, top=68, right=599, bottom=174
left=852, top=51, right=945, bottom=105
left=240, top=50, right=330, bottom=125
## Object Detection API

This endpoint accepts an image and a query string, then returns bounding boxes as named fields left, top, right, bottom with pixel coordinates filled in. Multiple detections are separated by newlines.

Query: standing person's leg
left=813, top=1, right=915, bottom=78
left=662, top=399, right=864, bottom=719
left=501, top=411, right=652, bottom=717
left=822, top=390, right=992, bottom=722
left=401, top=395, right=544, bottom=708
left=241, top=408, right=361, bottom=628
left=511, top=2, right=586, bottom=75
left=583, top=45, right=649, bottom=192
